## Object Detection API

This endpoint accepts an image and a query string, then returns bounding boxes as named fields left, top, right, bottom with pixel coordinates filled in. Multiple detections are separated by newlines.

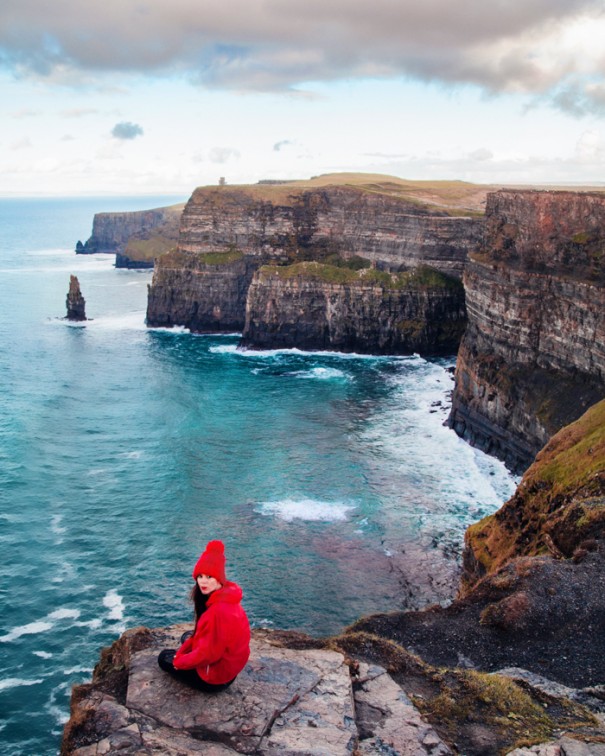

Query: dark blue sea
left=0, top=197, right=517, bottom=755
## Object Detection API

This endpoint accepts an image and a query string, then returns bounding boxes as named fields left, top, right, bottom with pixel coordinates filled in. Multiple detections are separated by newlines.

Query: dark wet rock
left=66, top=275, right=86, bottom=321
left=349, top=547, right=605, bottom=690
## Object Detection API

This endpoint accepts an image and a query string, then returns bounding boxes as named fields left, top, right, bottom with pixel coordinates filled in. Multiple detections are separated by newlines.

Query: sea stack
left=66, top=275, right=87, bottom=321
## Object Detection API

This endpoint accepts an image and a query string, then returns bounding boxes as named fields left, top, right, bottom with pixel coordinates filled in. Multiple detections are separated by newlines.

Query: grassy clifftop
left=464, top=398, right=605, bottom=589
left=190, top=173, right=493, bottom=215
left=259, top=261, right=463, bottom=289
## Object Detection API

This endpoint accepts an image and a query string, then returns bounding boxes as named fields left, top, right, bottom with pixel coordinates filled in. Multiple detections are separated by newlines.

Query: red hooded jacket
left=173, top=581, right=250, bottom=685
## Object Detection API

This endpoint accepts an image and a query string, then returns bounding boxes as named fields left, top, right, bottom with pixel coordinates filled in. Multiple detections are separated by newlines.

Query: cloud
left=469, top=148, right=494, bottom=162
left=60, top=108, right=99, bottom=118
left=111, top=121, right=144, bottom=140
left=0, top=0, right=604, bottom=113
left=273, top=140, right=293, bottom=151
left=10, top=137, right=32, bottom=150
left=10, top=108, right=40, bottom=118
left=208, top=147, right=240, bottom=163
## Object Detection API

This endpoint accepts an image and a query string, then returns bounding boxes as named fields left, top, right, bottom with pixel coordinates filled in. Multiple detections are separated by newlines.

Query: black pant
left=157, top=649, right=235, bottom=693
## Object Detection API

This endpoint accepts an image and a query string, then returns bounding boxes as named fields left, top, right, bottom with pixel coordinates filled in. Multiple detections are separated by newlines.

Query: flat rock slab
left=354, top=663, right=451, bottom=755
left=126, top=629, right=356, bottom=754
left=508, top=737, right=605, bottom=755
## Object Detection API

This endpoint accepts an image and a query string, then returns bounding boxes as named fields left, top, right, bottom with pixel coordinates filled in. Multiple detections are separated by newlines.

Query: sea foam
left=0, top=621, right=53, bottom=643
left=103, top=589, right=125, bottom=621
left=292, top=367, right=349, bottom=381
left=0, top=677, right=44, bottom=692
left=47, top=609, right=80, bottom=621
left=255, top=498, right=355, bottom=522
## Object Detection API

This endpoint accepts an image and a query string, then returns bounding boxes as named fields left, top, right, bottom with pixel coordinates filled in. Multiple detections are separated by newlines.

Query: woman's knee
left=158, top=648, right=176, bottom=672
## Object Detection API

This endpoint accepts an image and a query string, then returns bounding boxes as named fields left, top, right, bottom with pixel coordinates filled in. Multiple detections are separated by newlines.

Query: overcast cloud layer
left=1, top=0, right=605, bottom=113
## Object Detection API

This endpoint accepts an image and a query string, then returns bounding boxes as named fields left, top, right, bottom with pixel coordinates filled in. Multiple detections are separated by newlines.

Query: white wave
left=360, top=360, right=517, bottom=535
left=87, top=310, right=147, bottom=331
left=75, top=618, right=102, bottom=630
left=50, top=514, right=66, bottom=536
left=46, top=681, right=70, bottom=726
left=103, top=589, right=125, bottom=621
left=47, top=608, right=80, bottom=621
left=0, top=605, right=81, bottom=642
left=0, top=677, right=44, bottom=692
left=63, top=666, right=93, bottom=675
left=0, top=513, right=21, bottom=522
left=33, top=651, right=53, bottom=659
left=292, top=367, right=349, bottom=381
left=255, top=498, right=355, bottom=522
left=209, top=344, right=239, bottom=354
left=120, top=450, right=143, bottom=459
left=147, top=325, right=190, bottom=334
left=61, top=319, right=87, bottom=328
left=236, top=345, right=423, bottom=362
left=0, top=621, right=53, bottom=642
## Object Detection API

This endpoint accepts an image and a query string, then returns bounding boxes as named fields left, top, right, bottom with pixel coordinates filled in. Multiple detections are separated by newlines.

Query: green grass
left=260, top=261, right=463, bottom=290
left=124, top=235, right=176, bottom=262
left=464, top=398, right=605, bottom=580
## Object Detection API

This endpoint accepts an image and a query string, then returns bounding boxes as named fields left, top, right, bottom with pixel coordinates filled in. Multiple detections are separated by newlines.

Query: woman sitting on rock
left=158, top=539, right=250, bottom=693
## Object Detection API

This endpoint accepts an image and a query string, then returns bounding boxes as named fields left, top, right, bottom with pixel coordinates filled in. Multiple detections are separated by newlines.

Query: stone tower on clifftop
left=66, top=275, right=87, bottom=321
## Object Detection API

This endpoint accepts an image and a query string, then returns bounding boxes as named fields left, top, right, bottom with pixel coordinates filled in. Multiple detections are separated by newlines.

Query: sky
left=1, top=0, right=605, bottom=196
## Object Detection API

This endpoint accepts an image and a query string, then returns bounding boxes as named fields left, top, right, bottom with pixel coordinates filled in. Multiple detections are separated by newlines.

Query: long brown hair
left=190, top=582, right=209, bottom=623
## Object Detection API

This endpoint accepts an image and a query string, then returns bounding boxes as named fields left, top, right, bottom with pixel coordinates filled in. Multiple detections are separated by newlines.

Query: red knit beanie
left=192, top=540, right=227, bottom=584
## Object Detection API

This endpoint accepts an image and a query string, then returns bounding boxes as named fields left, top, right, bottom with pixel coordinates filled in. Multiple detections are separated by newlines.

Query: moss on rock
left=464, top=398, right=605, bottom=588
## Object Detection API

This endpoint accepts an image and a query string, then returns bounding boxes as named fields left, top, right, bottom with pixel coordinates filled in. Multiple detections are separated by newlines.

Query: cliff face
left=146, top=179, right=482, bottom=339
left=76, top=204, right=183, bottom=268
left=178, top=184, right=483, bottom=278
left=448, top=190, right=605, bottom=472
left=242, top=263, right=467, bottom=356
left=146, top=249, right=260, bottom=332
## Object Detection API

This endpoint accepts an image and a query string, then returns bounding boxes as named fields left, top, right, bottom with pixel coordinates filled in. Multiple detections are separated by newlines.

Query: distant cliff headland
left=76, top=203, right=184, bottom=268
left=76, top=173, right=605, bottom=470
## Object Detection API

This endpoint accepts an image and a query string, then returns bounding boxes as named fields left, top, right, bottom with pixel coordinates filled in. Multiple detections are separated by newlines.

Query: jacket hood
left=207, top=580, right=243, bottom=606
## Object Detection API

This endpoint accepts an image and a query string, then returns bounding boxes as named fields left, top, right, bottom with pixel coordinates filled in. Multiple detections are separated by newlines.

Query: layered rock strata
left=242, top=262, right=467, bottom=356
left=448, top=190, right=605, bottom=472
left=146, top=178, right=483, bottom=340
left=76, top=204, right=183, bottom=268
left=65, top=275, right=86, bottom=321
left=179, top=184, right=483, bottom=278
left=146, top=250, right=260, bottom=332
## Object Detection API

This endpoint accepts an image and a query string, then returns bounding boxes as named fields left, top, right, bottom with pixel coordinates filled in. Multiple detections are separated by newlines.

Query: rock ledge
left=62, top=624, right=449, bottom=755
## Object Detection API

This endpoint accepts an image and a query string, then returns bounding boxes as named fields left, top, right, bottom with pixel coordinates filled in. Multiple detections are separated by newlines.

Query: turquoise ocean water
left=0, top=197, right=517, bottom=755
